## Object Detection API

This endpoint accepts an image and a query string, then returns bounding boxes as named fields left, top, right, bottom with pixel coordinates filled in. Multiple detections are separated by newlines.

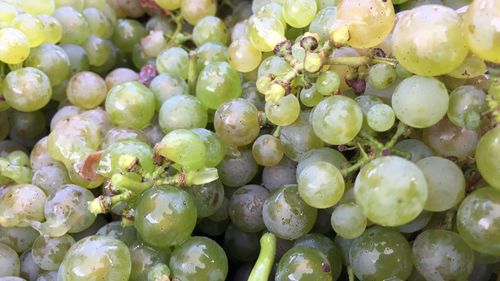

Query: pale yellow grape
left=154, top=0, right=181, bottom=10
left=447, top=54, right=487, bottom=79
left=265, top=94, right=301, bottom=126
left=21, top=0, right=56, bottom=15
left=256, top=2, right=286, bottom=27
left=283, top=0, right=317, bottom=28
left=12, top=14, right=46, bottom=48
left=0, top=28, right=30, bottom=64
left=38, top=15, right=64, bottom=44
left=332, top=0, right=395, bottom=48
left=228, top=39, right=262, bottom=73
left=0, top=1, right=17, bottom=24
left=392, top=5, right=468, bottom=76
left=180, top=0, right=216, bottom=25
left=247, top=16, right=286, bottom=52
left=464, top=0, right=500, bottom=63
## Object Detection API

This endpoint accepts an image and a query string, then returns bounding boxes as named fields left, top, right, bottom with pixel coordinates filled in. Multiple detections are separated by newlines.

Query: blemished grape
left=354, top=156, right=428, bottom=226
left=214, top=98, right=260, bottom=147
left=331, top=202, right=367, bottom=239
left=180, top=0, right=217, bottom=25
left=447, top=54, right=487, bottom=79
left=247, top=15, right=286, bottom=52
left=298, top=161, right=345, bottom=209
left=464, top=0, right=500, bottom=63
left=252, top=134, right=284, bottom=167
left=67, top=71, right=107, bottom=109
left=392, top=5, right=468, bottom=76
left=228, top=184, right=269, bottom=232
left=32, top=234, right=75, bottom=271
left=218, top=147, right=258, bottom=188
left=0, top=184, right=47, bottom=227
left=392, top=75, right=449, bottom=128
left=475, top=127, right=500, bottom=190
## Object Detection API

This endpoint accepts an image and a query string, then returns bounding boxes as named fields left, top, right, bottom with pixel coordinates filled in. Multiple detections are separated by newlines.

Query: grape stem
left=347, top=266, right=355, bottom=281
left=327, top=56, right=397, bottom=67
left=272, top=126, right=282, bottom=138
left=248, top=233, right=277, bottom=281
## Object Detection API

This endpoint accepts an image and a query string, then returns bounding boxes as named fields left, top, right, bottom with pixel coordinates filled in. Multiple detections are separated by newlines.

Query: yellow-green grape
left=298, top=161, right=345, bottom=208
left=464, top=0, right=500, bottom=63
left=309, top=7, right=337, bottom=43
left=392, top=76, right=449, bottom=128
left=53, top=6, right=90, bottom=45
left=311, top=96, right=363, bottom=145
left=11, top=14, right=45, bottom=48
left=154, top=0, right=181, bottom=10
left=0, top=243, right=20, bottom=276
left=247, top=16, right=286, bottom=52
left=192, top=16, right=228, bottom=47
left=265, top=95, right=300, bottom=126
left=354, top=156, right=428, bottom=226
left=392, top=5, right=468, bottom=76
left=255, top=2, right=286, bottom=27
left=0, top=184, right=47, bottom=227
left=37, top=15, right=63, bottom=44
left=299, top=85, right=324, bottom=107
left=180, top=0, right=216, bottom=25
left=447, top=54, right=487, bottom=79
left=2, top=67, right=52, bottom=112
left=332, top=0, right=395, bottom=48
left=83, top=7, right=114, bottom=39
left=156, top=129, right=207, bottom=170
left=252, top=134, right=284, bottom=167
left=283, top=0, right=317, bottom=28
left=0, top=1, right=17, bottom=24
left=0, top=28, right=30, bottom=64
left=447, top=85, right=486, bottom=129
left=331, top=202, right=367, bottom=239
left=67, top=71, right=107, bottom=109
left=366, top=103, right=396, bottom=132
left=21, top=0, right=55, bottom=15
left=214, top=99, right=260, bottom=147
left=228, top=39, right=262, bottom=73
left=475, top=127, right=500, bottom=190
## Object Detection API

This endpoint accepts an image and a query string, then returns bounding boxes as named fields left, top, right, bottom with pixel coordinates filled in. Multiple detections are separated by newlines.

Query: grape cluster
left=0, top=0, right=499, bottom=280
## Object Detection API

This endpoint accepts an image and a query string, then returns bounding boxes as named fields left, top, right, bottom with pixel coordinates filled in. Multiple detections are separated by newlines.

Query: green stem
left=111, top=173, right=152, bottom=194
left=88, top=191, right=133, bottom=215
left=272, top=126, right=282, bottom=138
left=385, top=122, right=408, bottom=149
left=340, top=145, right=371, bottom=177
left=348, top=266, right=355, bottom=281
left=248, top=233, right=277, bottom=281
left=371, top=56, right=398, bottom=66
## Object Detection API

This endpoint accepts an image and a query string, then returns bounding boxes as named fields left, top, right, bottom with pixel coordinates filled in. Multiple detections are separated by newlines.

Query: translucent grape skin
left=392, top=5, right=468, bottom=76
left=265, top=95, right=301, bottom=126
left=392, top=75, right=449, bottom=128
left=350, top=226, right=413, bottom=281
left=12, top=14, right=45, bottom=48
left=180, top=0, right=217, bottom=25
left=67, top=71, right=107, bottom=109
left=191, top=128, right=225, bottom=168
left=214, top=99, right=260, bottom=147
left=354, top=156, right=428, bottom=226
left=0, top=243, right=20, bottom=277
left=196, top=62, right=242, bottom=110
left=0, top=184, right=47, bottom=228
left=475, top=127, right=500, bottom=190
left=192, top=16, right=228, bottom=47
left=32, top=234, right=75, bottom=271
left=54, top=6, right=90, bottom=45
left=366, top=103, right=396, bottom=132
left=275, top=247, right=332, bottom=281
left=283, top=0, right=317, bottom=28
left=0, top=28, right=31, bottom=64
left=298, top=161, right=345, bottom=209
left=158, top=95, right=208, bottom=134
left=331, top=202, right=367, bottom=239
left=447, top=85, right=486, bottom=129
left=2, top=67, right=52, bottom=113
left=412, top=229, right=475, bottom=281
left=187, top=179, right=224, bottom=219
left=279, top=112, right=324, bottom=161
left=252, top=134, right=284, bottom=167
left=464, top=0, right=500, bottom=63
left=217, top=147, right=258, bottom=188
left=155, top=129, right=206, bottom=170
left=247, top=16, right=286, bottom=52
left=228, top=39, right=262, bottom=73
left=228, top=184, right=269, bottom=233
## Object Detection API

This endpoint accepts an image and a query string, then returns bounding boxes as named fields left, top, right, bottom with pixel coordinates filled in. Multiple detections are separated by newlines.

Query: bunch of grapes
left=0, top=0, right=499, bottom=280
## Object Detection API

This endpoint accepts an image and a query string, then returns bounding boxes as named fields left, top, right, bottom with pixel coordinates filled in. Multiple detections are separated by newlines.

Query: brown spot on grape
left=468, top=25, right=476, bottom=34
left=322, top=262, right=331, bottom=273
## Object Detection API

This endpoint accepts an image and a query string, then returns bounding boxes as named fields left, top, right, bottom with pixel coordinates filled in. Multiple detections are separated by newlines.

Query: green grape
left=247, top=16, right=286, bottom=52
left=130, top=44, right=150, bottom=69
left=366, top=103, right=396, bottom=132
left=192, top=16, right=228, bottom=47
left=262, top=185, right=317, bottom=240
left=275, top=247, right=332, bottom=281
left=252, top=134, right=284, bottom=167
left=331, top=202, right=367, bottom=239
left=265, top=95, right=300, bottom=126
left=83, top=7, right=113, bottom=39
left=105, top=81, right=156, bottom=129
left=475, top=127, right=500, bottom=190
left=0, top=243, right=20, bottom=277
left=280, top=112, right=324, bottom=161
left=25, top=43, right=70, bottom=86
left=316, top=71, right=341, bottom=96
left=398, top=210, right=432, bottom=234
left=191, top=128, right=225, bottom=168
left=187, top=179, right=224, bottom=218
left=37, top=15, right=63, bottom=44
left=140, top=30, right=166, bottom=58
left=447, top=85, right=486, bottom=129
left=0, top=227, right=38, bottom=254
left=448, top=54, right=487, bottom=79
left=196, top=62, right=241, bottom=110
left=158, top=95, right=208, bottom=134
left=32, top=165, right=70, bottom=195
left=195, top=42, right=228, bottom=72
left=422, top=117, right=480, bottom=161
left=30, top=137, right=61, bottom=170
left=96, top=140, right=154, bottom=177
left=129, top=242, right=169, bottom=281
left=0, top=1, right=16, bottom=24
left=283, top=0, right=317, bottom=28
left=0, top=28, right=31, bottom=64
left=154, top=0, right=181, bottom=10
left=413, top=229, right=474, bottom=281
left=392, top=75, right=449, bottom=128
left=19, top=250, right=44, bottom=281
left=58, top=235, right=131, bottom=281
left=156, top=129, right=206, bottom=169
left=311, top=96, right=363, bottom=145
left=223, top=224, right=260, bottom=262
left=112, top=19, right=146, bottom=53
left=464, top=0, right=500, bottom=63
left=332, top=0, right=394, bottom=48
left=12, top=14, right=45, bottom=48
left=217, top=147, right=258, bottom=188
left=156, top=47, right=189, bottom=80
left=67, top=71, right=106, bottom=109
left=392, top=5, right=468, bottom=76
left=180, top=0, right=216, bottom=25
left=101, top=127, right=147, bottom=149
left=309, top=7, right=337, bottom=43
left=298, top=161, right=345, bottom=208
left=59, top=44, right=90, bottom=75
left=8, top=110, right=46, bottom=141
left=241, top=81, right=265, bottom=111
left=416, top=156, right=465, bottom=212
left=49, top=105, right=82, bottom=130
left=170, top=236, right=228, bottom=281
left=354, top=156, right=428, bottom=226
left=228, top=39, right=262, bottom=73
left=2, top=67, right=52, bottom=111
left=81, top=35, right=113, bottom=67
left=368, top=64, right=397, bottom=89
left=214, top=98, right=259, bottom=147
left=0, top=184, right=47, bottom=227
left=297, top=147, right=348, bottom=179
left=32, top=234, right=75, bottom=271
left=54, top=7, right=90, bottom=45
left=228, top=185, right=269, bottom=232
left=300, top=85, right=324, bottom=107
left=36, top=271, right=58, bottom=281
left=350, top=226, right=413, bottom=280
left=96, top=222, right=136, bottom=247
left=294, top=234, right=343, bottom=280
left=262, top=157, right=297, bottom=191
left=394, top=139, right=433, bottom=162
left=104, top=68, right=138, bottom=90
left=258, top=55, right=292, bottom=80
left=255, top=2, right=285, bottom=27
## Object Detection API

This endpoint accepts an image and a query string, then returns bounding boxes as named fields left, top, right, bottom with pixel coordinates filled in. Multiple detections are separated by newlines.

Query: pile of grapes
left=0, top=0, right=499, bottom=280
